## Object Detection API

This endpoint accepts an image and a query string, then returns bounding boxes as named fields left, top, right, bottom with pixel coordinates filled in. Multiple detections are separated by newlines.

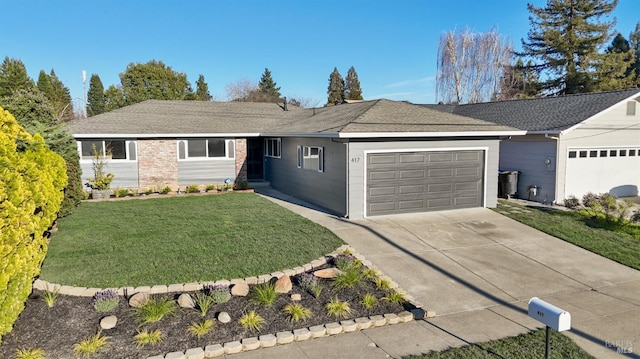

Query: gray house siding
left=178, top=160, right=236, bottom=185
left=80, top=161, right=139, bottom=189
left=499, top=135, right=557, bottom=203
left=265, top=137, right=347, bottom=216
left=347, top=138, right=500, bottom=219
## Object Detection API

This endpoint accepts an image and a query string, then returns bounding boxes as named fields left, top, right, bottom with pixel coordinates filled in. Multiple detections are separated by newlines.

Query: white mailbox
left=528, top=297, right=571, bottom=331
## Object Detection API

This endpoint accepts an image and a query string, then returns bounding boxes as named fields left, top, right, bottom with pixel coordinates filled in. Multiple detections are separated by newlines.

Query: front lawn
left=40, top=193, right=344, bottom=287
left=405, top=329, right=594, bottom=358
left=495, top=200, right=640, bottom=271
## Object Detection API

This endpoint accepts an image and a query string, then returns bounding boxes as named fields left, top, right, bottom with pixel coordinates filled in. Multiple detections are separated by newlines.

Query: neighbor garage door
left=366, top=150, right=484, bottom=216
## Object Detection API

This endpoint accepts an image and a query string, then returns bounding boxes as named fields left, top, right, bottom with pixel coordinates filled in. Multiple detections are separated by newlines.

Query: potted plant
left=85, top=144, right=115, bottom=199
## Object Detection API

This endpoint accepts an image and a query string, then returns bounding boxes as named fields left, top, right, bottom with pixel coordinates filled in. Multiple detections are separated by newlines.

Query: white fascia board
left=560, top=92, right=640, bottom=136
left=527, top=130, right=562, bottom=135
left=336, top=131, right=526, bottom=138
left=72, top=133, right=261, bottom=139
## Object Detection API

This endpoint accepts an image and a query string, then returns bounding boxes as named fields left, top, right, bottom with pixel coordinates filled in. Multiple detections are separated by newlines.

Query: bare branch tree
left=436, top=27, right=513, bottom=104
left=224, top=78, right=258, bottom=101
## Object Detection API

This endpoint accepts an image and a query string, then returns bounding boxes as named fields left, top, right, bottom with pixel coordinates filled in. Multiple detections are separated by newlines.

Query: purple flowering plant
left=92, top=289, right=119, bottom=313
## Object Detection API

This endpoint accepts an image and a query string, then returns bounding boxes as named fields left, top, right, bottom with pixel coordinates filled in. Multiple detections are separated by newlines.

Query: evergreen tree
left=104, top=85, right=126, bottom=112
left=520, top=0, right=619, bottom=94
left=326, top=67, right=344, bottom=106
left=47, top=70, right=74, bottom=121
left=0, top=56, right=34, bottom=98
left=630, top=22, right=640, bottom=85
left=344, top=66, right=363, bottom=100
left=258, top=68, right=281, bottom=102
left=195, top=74, right=212, bottom=101
left=36, top=70, right=53, bottom=98
left=598, top=33, right=636, bottom=89
left=87, top=74, right=106, bottom=116
left=119, top=60, right=193, bottom=104
left=498, top=59, right=542, bottom=100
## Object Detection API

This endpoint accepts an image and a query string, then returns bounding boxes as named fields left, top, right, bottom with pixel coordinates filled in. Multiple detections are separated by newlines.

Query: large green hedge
left=0, top=106, right=67, bottom=342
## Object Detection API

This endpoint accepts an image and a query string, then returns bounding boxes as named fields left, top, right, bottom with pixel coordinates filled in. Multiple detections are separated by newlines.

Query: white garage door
left=565, top=148, right=640, bottom=199
left=366, top=150, right=484, bottom=216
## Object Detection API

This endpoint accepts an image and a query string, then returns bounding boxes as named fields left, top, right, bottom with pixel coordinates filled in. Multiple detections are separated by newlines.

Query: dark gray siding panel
left=265, top=137, right=347, bottom=216
left=499, top=136, right=556, bottom=203
left=80, top=161, right=139, bottom=188
left=178, top=160, right=236, bottom=185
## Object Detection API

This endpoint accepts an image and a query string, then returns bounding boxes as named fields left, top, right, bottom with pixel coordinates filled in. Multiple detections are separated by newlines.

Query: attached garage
left=564, top=147, right=640, bottom=199
left=366, top=150, right=485, bottom=216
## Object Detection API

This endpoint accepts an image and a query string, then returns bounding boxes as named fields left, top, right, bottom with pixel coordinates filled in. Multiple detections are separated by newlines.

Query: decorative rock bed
left=32, top=245, right=434, bottom=358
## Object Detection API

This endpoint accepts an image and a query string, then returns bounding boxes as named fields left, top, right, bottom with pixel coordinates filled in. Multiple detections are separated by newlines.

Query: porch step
left=248, top=180, right=270, bottom=189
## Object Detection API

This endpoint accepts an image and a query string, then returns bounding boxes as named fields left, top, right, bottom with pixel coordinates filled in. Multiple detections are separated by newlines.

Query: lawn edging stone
left=32, top=244, right=429, bottom=359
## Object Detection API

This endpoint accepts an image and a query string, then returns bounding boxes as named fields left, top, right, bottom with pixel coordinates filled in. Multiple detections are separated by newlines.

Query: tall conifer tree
left=344, top=66, right=363, bottom=100
left=0, top=56, right=34, bottom=98
left=520, top=0, right=619, bottom=94
left=87, top=74, right=106, bottom=116
left=326, top=67, right=344, bottom=106
left=195, top=74, right=212, bottom=101
left=258, top=68, right=281, bottom=102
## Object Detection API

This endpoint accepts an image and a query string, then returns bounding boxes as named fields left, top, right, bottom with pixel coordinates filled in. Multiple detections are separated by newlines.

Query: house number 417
left=350, top=157, right=361, bottom=163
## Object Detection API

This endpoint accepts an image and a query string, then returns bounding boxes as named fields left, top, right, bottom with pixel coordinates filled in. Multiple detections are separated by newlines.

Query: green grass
left=495, top=200, right=640, bottom=270
left=40, top=193, right=344, bottom=287
left=404, top=328, right=594, bottom=358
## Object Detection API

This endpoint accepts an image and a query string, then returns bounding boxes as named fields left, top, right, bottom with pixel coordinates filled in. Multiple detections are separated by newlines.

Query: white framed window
left=264, top=138, right=281, bottom=158
left=177, top=139, right=235, bottom=160
left=300, top=145, right=324, bottom=172
left=80, top=140, right=136, bottom=161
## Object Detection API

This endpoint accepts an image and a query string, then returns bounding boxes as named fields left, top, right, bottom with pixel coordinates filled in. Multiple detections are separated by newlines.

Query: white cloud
left=386, top=77, right=435, bottom=89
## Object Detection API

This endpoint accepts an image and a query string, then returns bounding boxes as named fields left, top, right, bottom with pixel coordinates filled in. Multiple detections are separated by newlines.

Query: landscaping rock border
left=33, top=245, right=433, bottom=359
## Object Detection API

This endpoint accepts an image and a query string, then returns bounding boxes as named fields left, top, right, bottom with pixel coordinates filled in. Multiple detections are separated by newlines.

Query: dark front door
left=247, top=138, right=264, bottom=180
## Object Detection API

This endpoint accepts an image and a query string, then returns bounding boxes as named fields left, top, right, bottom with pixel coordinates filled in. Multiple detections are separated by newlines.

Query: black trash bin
left=498, top=171, right=519, bottom=199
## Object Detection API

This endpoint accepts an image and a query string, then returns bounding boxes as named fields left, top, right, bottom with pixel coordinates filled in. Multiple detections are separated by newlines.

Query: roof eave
left=560, top=91, right=640, bottom=135
left=336, top=130, right=526, bottom=138
left=72, top=133, right=262, bottom=138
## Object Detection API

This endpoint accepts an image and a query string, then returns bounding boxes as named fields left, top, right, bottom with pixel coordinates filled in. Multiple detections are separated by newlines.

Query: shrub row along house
left=65, top=88, right=640, bottom=218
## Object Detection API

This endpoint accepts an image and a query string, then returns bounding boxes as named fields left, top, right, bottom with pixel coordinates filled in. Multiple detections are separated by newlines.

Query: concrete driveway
left=252, top=189, right=640, bottom=358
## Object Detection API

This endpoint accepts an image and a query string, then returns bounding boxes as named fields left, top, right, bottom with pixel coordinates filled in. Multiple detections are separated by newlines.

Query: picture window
left=264, top=138, right=281, bottom=158
left=178, top=138, right=234, bottom=160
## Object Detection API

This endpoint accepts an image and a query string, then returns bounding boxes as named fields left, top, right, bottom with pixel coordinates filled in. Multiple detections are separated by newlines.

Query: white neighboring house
left=426, top=88, right=640, bottom=204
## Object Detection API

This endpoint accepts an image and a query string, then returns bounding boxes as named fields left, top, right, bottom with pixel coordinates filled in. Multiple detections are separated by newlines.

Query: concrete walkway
left=227, top=189, right=640, bottom=358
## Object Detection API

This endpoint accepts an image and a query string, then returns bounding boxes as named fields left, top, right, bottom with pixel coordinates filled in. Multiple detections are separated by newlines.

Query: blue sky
left=1, top=0, right=638, bottom=109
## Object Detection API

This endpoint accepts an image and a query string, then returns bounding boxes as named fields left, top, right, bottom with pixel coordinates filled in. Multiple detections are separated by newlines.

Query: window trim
left=79, top=139, right=137, bottom=162
left=300, top=145, right=324, bottom=172
left=177, top=138, right=235, bottom=161
left=264, top=138, right=281, bottom=158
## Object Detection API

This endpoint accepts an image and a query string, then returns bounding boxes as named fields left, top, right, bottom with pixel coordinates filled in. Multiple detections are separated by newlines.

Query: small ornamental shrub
left=325, top=298, right=351, bottom=319
left=360, top=293, right=378, bottom=309
left=134, top=329, right=164, bottom=347
left=332, top=266, right=364, bottom=290
left=250, top=282, right=278, bottom=307
left=114, top=188, right=130, bottom=198
left=14, top=348, right=46, bottom=359
left=239, top=311, right=265, bottom=332
left=282, top=303, right=312, bottom=323
left=334, top=253, right=358, bottom=271
left=159, top=186, right=172, bottom=194
left=205, top=284, right=231, bottom=304
left=92, top=289, right=119, bottom=313
left=134, top=296, right=176, bottom=325
left=205, top=184, right=216, bottom=192
left=185, top=184, right=200, bottom=193
left=382, top=290, right=406, bottom=305
left=144, top=188, right=154, bottom=195
left=374, top=277, right=392, bottom=291
left=187, top=319, right=214, bottom=338
left=297, top=273, right=323, bottom=298
left=563, top=195, right=580, bottom=209
left=193, top=292, right=215, bottom=317
left=42, top=285, right=60, bottom=308
left=73, top=331, right=109, bottom=357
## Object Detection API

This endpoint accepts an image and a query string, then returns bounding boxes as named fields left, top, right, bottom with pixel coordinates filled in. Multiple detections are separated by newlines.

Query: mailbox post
left=528, top=297, right=571, bottom=359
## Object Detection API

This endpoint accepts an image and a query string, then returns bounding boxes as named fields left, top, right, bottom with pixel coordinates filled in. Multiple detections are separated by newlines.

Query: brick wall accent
left=137, top=139, right=179, bottom=190
left=235, top=138, right=248, bottom=184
